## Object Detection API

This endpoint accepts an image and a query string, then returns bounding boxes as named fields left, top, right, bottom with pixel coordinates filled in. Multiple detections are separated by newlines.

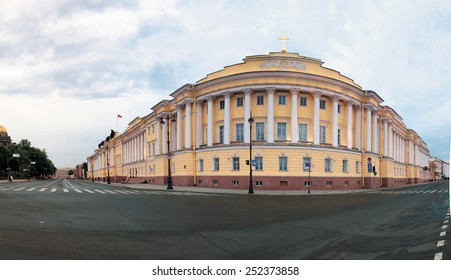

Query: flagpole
left=117, top=114, right=119, bottom=132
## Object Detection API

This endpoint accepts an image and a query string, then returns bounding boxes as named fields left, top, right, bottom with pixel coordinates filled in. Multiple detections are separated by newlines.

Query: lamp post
left=161, top=115, right=176, bottom=190
left=106, top=145, right=111, bottom=184
left=7, top=154, right=20, bottom=182
left=248, top=114, right=254, bottom=194
left=91, top=158, right=94, bottom=182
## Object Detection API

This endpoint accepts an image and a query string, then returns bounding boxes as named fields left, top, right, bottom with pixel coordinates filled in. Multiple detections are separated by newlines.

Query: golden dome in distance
left=0, top=124, right=7, bottom=134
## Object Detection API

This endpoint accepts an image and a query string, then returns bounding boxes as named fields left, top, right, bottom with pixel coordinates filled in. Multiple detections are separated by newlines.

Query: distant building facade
left=87, top=50, right=433, bottom=190
left=0, top=124, right=12, bottom=147
left=55, top=168, right=70, bottom=179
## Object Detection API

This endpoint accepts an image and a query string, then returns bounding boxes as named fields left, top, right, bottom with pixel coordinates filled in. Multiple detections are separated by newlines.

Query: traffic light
left=245, top=160, right=250, bottom=165
left=372, top=166, right=376, bottom=173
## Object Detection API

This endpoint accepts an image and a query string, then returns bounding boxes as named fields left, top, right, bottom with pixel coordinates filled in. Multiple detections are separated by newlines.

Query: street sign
left=367, top=163, right=373, bottom=173
left=252, top=159, right=257, bottom=167
left=367, top=157, right=371, bottom=162
left=13, top=154, right=20, bottom=158
left=303, top=163, right=311, bottom=170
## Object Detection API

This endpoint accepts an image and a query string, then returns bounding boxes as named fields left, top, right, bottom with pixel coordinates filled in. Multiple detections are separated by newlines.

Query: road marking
left=50, top=188, right=57, bottom=192
left=437, top=240, right=445, bottom=247
left=434, top=252, right=443, bottom=260
left=440, top=231, right=446, bottom=237
left=26, top=188, right=36, bottom=192
left=94, top=189, right=106, bottom=194
left=114, top=190, right=130, bottom=194
left=424, top=190, right=432, bottom=193
left=73, top=189, right=83, bottom=193
left=83, top=189, right=94, bottom=193
left=13, top=187, right=25, bottom=191
left=63, top=189, right=69, bottom=193
left=430, top=190, right=437, bottom=193
left=103, top=190, right=117, bottom=194
left=121, top=190, right=140, bottom=194
left=442, top=225, right=448, bottom=229
left=444, top=220, right=449, bottom=224
left=0, top=187, right=12, bottom=191
left=42, top=179, right=60, bottom=189
left=39, top=188, right=47, bottom=192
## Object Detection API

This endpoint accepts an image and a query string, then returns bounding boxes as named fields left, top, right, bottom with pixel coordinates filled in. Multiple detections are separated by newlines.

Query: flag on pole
left=117, top=114, right=122, bottom=118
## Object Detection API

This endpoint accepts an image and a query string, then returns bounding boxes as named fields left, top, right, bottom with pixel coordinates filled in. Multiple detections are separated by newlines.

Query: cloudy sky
left=1, top=0, right=450, bottom=168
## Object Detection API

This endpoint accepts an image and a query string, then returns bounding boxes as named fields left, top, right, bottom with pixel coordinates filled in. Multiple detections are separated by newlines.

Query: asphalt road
left=0, top=179, right=449, bottom=260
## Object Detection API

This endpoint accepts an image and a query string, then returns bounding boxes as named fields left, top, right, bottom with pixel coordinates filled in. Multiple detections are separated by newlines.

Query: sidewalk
left=95, top=180, right=375, bottom=196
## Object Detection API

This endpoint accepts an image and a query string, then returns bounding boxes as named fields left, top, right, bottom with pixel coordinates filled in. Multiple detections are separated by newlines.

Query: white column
left=162, top=119, right=168, bottom=154
left=383, top=119, right=388, bottom=157
left=372, top=112, right=378, bottom=154
left=332, top=95, right=339, bottom=147
left=267, top=87, right=275, bottom=144
left=171, top=118, right=176, bottom=151
left=156, top=120, right=161, bottom=155
left=244, top=88, right=252, bottom=144
left=402, top=138, right=405, bottom=163
left=346, top=101, right=353, bottom=149
left=176, top=105, right=182, bottom=150
left=389, top=124, right=393, bottom=158
left=355, top=105, right=361, bottom=150
left=313, top=91, right=321, bottom=145
left=207, top=96, right=213, bottom=146
left=290, top=88, right=299, bottom=144
left=365, top=105, right=372, bottom=152
left=224, top=92, right=231, bottom=145
left=196, top=100, right=203, bottom=148
left=185, top=101, right=192, bottom=149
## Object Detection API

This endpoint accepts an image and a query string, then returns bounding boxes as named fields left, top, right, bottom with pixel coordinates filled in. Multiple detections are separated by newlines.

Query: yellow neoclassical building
left=87, top=50, right=430, bottom=190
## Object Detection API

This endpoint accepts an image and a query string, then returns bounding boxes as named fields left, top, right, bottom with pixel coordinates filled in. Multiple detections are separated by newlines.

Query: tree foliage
left=0, top=139, right=57, bottom=179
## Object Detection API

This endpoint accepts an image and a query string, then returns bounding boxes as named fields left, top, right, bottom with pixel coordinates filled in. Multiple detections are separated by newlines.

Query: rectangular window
left=232, top=157, right=240, bottom=171
left=213, top=158, right=219, bottom=171
left=235, top=123, right=244, bottom=141
left=303, top=157, right=312, bottom=172
left=236, top=97, right=243, bottom=107
left=338, top=104, right=341, bottom=113
left=325, top=158, right=332, bottom=172
left=320, top=125, right=327, bottom=143
left=304, top=181, right=311, bottom=186
left=299, top=123, right=308, bottom=142
left=277, top=122, right=287, bottom=140
left=300, top=96, right=307, bottom=107
left=343, top=159, right=349, bottom=173
left=320, top=100, right=326, bottom=109
left=213, top=180, right=219, bottom=186
left=255, top=156, right=263, bottom=171
left=337, top=128, right=341, bottom=146
left=255, top=122, right=265, bottom=141
left=344, top=181, right=349, bottom=187
left=151, top=125, right=155, bottom=133
left=152, top=143, right=155, bottom=156
left=232, top=180, right=239, bottom=186
left=219, top=100, right=225, bottom=110
left=198, top=159, right=204, bottom=172
left=356, top=161, right=360, bottom=173
left=147, top=127, right=151, bottom=135
left=255, top=181, right=263, bottom=186
left=219, top=125, right=224, bottom=143
left=278, top=95, right=286, bottom=105
left=256, top=95, right=264, bottom=105
left=326, top=181, right=333, bottom=187
left=279, top=156, right=288, bottom=171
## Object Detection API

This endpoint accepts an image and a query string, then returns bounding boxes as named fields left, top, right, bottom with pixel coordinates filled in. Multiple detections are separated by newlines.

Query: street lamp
left=248, top=113, right=254, bottom=194
left=91, top=158, right=94, bottom=182
left=161, top=115, right=176, bottom=190
left=106, top=145, right=111, bottom=184
left=7, top=154, right=20, bottom=182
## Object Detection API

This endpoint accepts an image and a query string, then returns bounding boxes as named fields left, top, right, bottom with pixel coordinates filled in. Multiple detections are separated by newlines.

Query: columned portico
left=176, top=105, right=182, bottom=150
left=313, top=91, right=321, bottom=145
left=346, top=101, right=353, bottom=149
left=355, top=105, right=361, bottom=150
left=223, top=92, right=231, bottom=145
left=185, top=100, right=192, bottom=149
left=244, top=88, right=252, bottom=143
left=207, top=96, right=214, bottom=146
left=290, top=88, right=299, bottom=144
left=332, top=95, right=339, bottom=147
left=364, top=104, right=373, bottom=152
left=196, top=100, right=202, bottom=148
left=266, top=87, right=275, bottom=144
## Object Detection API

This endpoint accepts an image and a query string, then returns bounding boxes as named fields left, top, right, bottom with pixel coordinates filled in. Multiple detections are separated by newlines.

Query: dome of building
left=0, top=124, right=7, bottom=134
left=0, top=124, right=12, bottom=147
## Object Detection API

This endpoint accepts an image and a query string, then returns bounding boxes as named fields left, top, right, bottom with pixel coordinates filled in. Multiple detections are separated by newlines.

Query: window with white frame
left=277, top=122, right=287, bottom=140
left=255, top=156, right=263, bottom=171
left=218, top=125, right=224, bottom=143
left=337, top=128, right=342, bottom=146
left=320, top=125, right=327, bottom=143
left=356, top=161, right=360, bottom=173
left=152, top=142, right=155, bottom=156
left=343, top=159, right=349, bottom=173
left=278, top=95, right=286, bottom=105
left=213, top=158, right=219, bottom=171
left=232, top=157, right=240, bottom=170
left=236, top=97, right=243, bottom=107
left=219, top=100, right=225, bottom=110
left=198, top=159, right=204, bottom=172
left=320, top=100, right=326, bottom=109
left=235, top=123, right=244, bottom=141
left=300, top=96, right=307, bottom=107
left=299, top=123, right=308, bottom=141
left=325, top=158, right=332, bottom=172
left=279, top=156, right=288, bottom=171
left=255, top=122, right=265, bottom=141
left=256, top=95, right=264, bottom=105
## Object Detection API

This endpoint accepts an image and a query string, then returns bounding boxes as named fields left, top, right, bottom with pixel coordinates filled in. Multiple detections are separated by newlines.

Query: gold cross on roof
left=278, top=34, right=289, bottom=53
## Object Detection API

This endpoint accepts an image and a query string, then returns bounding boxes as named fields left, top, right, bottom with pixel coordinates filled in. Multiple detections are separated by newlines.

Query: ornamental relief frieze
left=259, top=60, right=306, bottom=70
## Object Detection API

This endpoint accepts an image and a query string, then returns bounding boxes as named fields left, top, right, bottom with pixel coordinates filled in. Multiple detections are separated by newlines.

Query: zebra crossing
left=0, top=185, right=214, bottom=197
left=376, top=189, right=449, bottom=195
